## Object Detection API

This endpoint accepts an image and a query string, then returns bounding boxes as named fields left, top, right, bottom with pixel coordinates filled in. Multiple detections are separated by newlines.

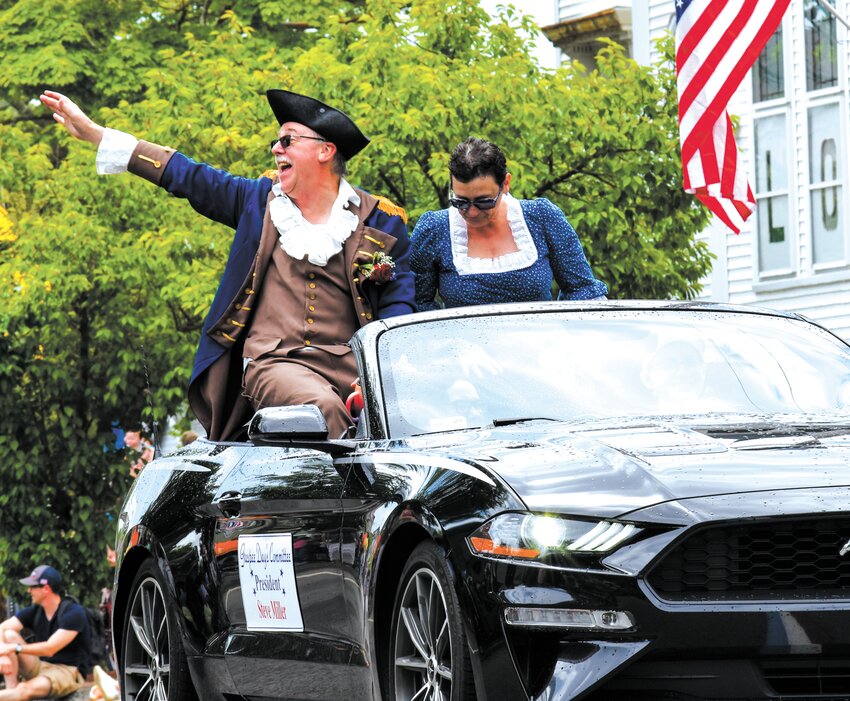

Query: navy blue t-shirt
left=15, top=599, right=91, bottom=675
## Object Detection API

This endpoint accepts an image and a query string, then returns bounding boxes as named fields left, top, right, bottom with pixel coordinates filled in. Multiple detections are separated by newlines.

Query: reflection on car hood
left=404, top=415, right=850, bottom=519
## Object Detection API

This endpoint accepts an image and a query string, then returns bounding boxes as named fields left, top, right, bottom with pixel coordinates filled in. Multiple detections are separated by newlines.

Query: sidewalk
left=62, top=682, right=92, bottom=701
left=66, top=686, right=93, bottom=700
left=0, top=681, right=92, bottom=700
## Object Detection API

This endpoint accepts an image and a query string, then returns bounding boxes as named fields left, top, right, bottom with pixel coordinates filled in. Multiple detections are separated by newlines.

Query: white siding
left=553, top=0, right=850, bottom=341
left=636, top=0, right=850, bottom=341
left=557, top=0, right=627, bottom=21
left=647, top=0, right=675, bottom=63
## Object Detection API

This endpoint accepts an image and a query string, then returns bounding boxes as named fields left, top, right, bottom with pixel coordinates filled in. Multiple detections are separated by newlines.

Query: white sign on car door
left=238, top=533, right=304, bottom=632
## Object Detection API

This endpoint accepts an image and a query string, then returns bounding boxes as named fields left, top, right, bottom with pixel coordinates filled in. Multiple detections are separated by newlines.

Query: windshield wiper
left=491, top=417, right=558, bottom=427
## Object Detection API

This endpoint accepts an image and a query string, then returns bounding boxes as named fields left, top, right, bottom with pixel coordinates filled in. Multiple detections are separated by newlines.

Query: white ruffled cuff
left=96, top=128, right=139, bottom=175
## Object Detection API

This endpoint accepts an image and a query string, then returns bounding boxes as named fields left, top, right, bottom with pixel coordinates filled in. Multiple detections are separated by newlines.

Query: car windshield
left=376, top=310, right=850, bottom=437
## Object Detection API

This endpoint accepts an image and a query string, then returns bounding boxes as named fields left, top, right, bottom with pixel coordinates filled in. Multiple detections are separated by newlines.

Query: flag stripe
left=676, top=0, right=791, bottom=234
left=681, top=1, right=789, bottom=164
left=675, top=0, right=723, bottom=69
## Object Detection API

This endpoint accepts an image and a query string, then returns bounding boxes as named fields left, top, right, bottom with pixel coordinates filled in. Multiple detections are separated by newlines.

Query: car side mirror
left=249, top=405, right=328, bottom=440
left=248, top=405, right=356, bottom=456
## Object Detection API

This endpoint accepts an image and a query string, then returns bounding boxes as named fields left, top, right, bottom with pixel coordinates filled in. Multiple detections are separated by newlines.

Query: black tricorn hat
left=266, top=89, right=369, bottom=161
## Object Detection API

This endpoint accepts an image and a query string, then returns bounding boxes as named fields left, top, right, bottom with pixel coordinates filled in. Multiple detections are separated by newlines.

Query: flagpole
left=815, top=0, right=850, bottom=31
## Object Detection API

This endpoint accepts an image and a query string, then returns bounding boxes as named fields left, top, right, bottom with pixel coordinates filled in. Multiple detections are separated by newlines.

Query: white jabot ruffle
left=270, top=179, right=360, bottom=266
left=448, top=193, right=538, bottom=275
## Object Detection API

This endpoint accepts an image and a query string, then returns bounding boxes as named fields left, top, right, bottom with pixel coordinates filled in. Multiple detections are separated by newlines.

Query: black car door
left=212, top=445, right=353, bottom=700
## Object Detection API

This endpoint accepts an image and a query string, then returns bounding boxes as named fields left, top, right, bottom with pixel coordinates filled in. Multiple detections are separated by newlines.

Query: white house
left=536, top=0, right=850, bottom=341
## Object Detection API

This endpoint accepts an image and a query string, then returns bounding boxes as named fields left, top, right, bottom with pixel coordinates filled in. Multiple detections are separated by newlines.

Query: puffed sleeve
left=410, top=211, right=443, bottom=312
left=534, top=199, right=608, bottom=300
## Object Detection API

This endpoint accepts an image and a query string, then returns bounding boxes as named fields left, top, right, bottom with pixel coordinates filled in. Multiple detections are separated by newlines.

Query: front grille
left=763, top=657, right=850, bottom=695
left=647, top=517, right=850, bottom=601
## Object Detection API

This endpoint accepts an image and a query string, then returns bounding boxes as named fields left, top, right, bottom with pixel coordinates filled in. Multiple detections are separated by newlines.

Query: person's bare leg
left=0, top=675, right=52, bottom=701
left=0, top=630, right=21, bottom=690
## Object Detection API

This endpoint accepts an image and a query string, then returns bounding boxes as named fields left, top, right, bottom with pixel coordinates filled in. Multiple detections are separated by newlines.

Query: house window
left=808, top=103, right=844, bottom=264
left=804, top=0, right=837, bottom=91
left=754, top=114, right=791, bottom=273
left=753, top=24, right=784, bottom=102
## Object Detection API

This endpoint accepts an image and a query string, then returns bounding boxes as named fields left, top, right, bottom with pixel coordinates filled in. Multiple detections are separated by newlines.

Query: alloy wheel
left=393, top=567, right=454, bottom=701
left=123, top=576, right=171, bottom=701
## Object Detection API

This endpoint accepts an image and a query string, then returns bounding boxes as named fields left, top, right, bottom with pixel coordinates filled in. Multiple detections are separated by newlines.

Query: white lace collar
left=269, top=179, right=360, bottom=266
left=448, top=193, right=538, bottom=275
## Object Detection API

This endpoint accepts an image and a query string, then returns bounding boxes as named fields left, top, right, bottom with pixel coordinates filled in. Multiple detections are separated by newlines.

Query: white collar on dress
left=448, top=192, right=538, bottom=275
left=269, top=179, right=361, bottom=266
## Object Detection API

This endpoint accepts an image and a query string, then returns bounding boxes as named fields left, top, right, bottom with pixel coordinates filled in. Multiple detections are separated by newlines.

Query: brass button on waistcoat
left=308, top=305, right=315, bottom=312
left=309, top=283, right=316, bottom=289
left=307, top=318, right=314, bottom=324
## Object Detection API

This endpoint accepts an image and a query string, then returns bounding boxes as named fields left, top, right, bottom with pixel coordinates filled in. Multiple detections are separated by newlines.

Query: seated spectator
left=0, top=565, right=91, bottom=701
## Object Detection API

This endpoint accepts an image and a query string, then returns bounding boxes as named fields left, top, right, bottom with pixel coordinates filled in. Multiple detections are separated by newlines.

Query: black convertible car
left=113, top=302, right=850, bottom=701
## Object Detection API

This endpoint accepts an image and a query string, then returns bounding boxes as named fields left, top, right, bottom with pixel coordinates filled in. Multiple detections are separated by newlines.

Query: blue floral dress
left=410, top=194, right=607, bottom=310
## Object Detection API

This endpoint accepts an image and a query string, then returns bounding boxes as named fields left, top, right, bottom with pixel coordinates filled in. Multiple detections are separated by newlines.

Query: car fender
left=113, top=523, right=210, bottom=664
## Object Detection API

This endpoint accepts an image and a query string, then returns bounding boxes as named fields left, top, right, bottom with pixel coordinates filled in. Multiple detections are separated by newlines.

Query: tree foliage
left=0, top=0, right=710, bottom=602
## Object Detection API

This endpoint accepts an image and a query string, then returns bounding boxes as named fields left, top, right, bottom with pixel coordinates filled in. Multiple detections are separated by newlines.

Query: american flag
left=676, top=0, right=791, bottom=233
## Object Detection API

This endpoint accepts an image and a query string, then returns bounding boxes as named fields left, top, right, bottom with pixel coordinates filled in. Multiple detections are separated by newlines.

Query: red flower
left=357, top=251, right=396, bottom=284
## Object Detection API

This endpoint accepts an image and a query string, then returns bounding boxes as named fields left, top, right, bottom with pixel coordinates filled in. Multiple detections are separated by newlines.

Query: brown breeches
left=242, top=348, right=357, bottom=439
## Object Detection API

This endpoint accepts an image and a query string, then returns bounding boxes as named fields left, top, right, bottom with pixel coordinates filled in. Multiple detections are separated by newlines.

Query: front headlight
left=467, top=512, right=640, bottom=562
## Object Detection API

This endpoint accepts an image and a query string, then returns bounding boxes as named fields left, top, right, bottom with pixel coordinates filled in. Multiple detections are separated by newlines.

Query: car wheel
left=389, top=541, right=474, bottom=701
left=121, top=560, right=197, bottom=701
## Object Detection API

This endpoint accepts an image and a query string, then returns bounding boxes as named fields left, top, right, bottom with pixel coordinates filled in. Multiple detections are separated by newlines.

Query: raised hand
left=39, top=90, right=105, bottom=145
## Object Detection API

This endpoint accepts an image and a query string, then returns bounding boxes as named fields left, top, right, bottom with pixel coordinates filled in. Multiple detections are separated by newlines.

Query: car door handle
left=216, top=491, right=242, bottom=517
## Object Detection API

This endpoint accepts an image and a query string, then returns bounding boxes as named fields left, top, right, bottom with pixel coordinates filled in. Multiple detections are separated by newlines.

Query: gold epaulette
left=374, top=195, right=408, bottom=224
left=261, top=169, right=279, bottom=182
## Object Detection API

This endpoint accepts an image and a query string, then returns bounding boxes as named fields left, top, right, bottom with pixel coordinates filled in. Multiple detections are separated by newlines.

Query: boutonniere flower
left=356, top=251, right=396, bottom=284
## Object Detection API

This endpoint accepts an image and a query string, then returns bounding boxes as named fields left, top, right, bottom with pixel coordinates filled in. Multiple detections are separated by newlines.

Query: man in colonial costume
left=40, top=89, right=416, bottom=440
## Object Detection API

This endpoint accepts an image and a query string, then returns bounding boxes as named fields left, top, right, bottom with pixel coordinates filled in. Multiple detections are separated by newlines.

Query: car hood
left=406, top=415, right=850, bottom=519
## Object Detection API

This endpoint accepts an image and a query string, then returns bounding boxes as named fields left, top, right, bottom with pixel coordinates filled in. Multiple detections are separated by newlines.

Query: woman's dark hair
left=449, top=137, right=507, bottom=185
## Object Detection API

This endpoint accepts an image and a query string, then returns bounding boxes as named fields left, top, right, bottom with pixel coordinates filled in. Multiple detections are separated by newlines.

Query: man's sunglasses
left=269, top=134, right=328, bottom=151
left=449, top=187, right=503, bottom=212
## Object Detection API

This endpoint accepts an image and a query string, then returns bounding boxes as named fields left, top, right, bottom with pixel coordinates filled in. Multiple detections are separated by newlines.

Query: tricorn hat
left=266, top=90, right=369, bottom=161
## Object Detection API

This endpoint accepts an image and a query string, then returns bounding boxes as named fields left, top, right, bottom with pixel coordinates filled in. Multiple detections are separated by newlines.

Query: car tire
left=389, top=541, right=475, bottom=701
left=121, top=559, right=197, bottom=701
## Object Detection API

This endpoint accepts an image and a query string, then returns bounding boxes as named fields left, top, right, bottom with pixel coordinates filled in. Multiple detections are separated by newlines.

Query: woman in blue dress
left=410, top=137, right=608, bottom=310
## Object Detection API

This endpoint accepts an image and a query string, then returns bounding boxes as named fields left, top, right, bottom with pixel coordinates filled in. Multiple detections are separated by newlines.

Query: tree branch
left=167, top=300, right=202, bottom=333
left=1, top=115, right=55, bottom=126
left=415, top=154, right=446, bottom=208
left=378, top=170, right=404, bottom=205
left=533, top=147, right=642, bottom=197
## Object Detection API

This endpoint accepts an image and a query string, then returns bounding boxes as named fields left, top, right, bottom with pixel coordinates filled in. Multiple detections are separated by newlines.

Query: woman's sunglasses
left=449, top=187, right=503, bottom=212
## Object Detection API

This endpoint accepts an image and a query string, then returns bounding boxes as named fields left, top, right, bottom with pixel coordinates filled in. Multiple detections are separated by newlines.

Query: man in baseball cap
left=0, top=565, right=91, bottom=700
left=18, top=566, right=62, bottom=591
left=40, top=88, right=415, bottom=442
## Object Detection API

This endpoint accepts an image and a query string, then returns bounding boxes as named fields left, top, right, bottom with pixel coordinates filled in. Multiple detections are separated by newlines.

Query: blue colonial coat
left=128, top=141, right=415, bottom=439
